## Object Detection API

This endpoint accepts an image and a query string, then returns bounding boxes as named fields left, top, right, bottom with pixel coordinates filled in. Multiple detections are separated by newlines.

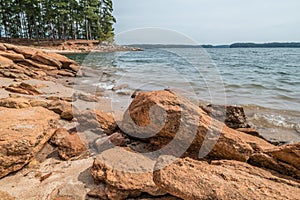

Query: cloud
left=113, top=0, right=300, bottom=44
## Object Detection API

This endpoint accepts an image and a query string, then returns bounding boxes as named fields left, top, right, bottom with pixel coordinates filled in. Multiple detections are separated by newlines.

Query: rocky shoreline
left=0, top=43, right=299, bottom=200
left=0, top=40, right=142, bottom=54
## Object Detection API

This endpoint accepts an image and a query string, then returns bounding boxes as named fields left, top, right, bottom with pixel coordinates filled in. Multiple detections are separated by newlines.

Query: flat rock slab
left=0, top=106, right=59, bottom=178
left=154, top=156, right=300, bottom=200
left=0, top=157, right=94, bottom=200
left=91, top=147, right=166, bottom=198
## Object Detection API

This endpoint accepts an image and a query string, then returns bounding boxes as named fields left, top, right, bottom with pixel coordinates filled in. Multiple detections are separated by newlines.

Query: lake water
left=66, top=47, right=300, bottom=144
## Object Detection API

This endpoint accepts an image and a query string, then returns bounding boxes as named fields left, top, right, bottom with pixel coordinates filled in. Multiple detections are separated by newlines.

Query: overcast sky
left=112, top=0, right=300, bottom=45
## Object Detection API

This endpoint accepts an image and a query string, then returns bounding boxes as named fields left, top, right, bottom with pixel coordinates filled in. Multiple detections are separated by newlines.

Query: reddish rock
left=0, top=51, right=25, bottom=62
left=31, top=51, right=62, bottom=69
left=60, top=108, right=74, bottom=121
left=76, top=110, right=117, bottom=135
left=68, top=64, right=80, bottom=72
left=153, top=155, right=300, bottom=200
left=74, top=92, right=99, bottom=102
left=46, top=52, right=77, bottom=69
left=4, top=82, right=42, bottom=95
left=93, top=132, right=130, bottom=153
left=91, top=147, right=166, bottom=197
left=0, top=97, right=31, bottom=109
left=0, top=107, right=58, bottom=178
left=50, top=128, right=87, bottom=160
left=4, top=43, right=37, bottom=58
left=249, top=143, right=300, bottom=179
left=120, top=90, right=273, bottom=162
left=87, top=184, right=108, bottom=200
left=0, top=55, right=14, bottom=67
left=236, top=127, right=264, bottom=139
left=0, top=43, right=6, bottom=51
left=20, top=59, right=57, bottom=71
left=47, top=100, right=72, bottom=115
left=29, top=99, right=48, bottom=108
left=0, top=191, right=14, bottom=200
left=57, top=70, right=76, bottom=77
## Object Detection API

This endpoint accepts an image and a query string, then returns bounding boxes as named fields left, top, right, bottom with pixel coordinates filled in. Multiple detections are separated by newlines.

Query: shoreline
left=0, top=43, right=299, bottom=199
left=0, top=39, right=142, bottom=54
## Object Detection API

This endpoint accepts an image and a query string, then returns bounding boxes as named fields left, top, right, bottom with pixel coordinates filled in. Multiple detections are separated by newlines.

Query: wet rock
left=201, top=104, right=250, bottom=129
left=120, top=90, right=273, bottom=162
left=0, top=97, right=31, bottom=109
left=73, top=92, right=99, bottom=102
left=90, top=147, right=166, bottom=198
left=0, top=51, right=25, bottom=62
left=77, top=110, right=117, bottom=135
left=112, top=84, right=129, bottom=91
left=93, top=132, right=130, bottom=153
left=0, top=107, right=58, bottom=178
left=31, top=51, right=62, bottom=69
left=249, top=143, right=300, bottom=179
left=153, top=155, right=300, bottom=200
left=50, top=128, right=87, bottom=160
left=236, top=128, right=264, bottom=139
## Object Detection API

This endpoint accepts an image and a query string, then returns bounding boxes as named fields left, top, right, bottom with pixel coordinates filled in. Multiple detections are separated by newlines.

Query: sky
left=112, top=0, right=300, bottom=45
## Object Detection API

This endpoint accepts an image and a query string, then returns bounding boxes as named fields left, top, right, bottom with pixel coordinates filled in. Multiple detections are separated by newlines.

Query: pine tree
left=0, top=0, right=116, bottom=41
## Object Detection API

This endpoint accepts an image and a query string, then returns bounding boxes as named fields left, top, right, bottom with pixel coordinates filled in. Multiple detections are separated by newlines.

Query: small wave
left=92, top=82, right=114, bottom=90
left=253, top=113, right=298, bottom=129
left=242, top=84, right=269, bottom=90
left=276, top=94, right=298, bottom=101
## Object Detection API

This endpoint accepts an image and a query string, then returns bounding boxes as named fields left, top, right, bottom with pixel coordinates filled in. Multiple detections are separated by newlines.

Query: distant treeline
left=127, top=43, right=300, bottom=49
left=0, top=0, right=115, bottom=42
left=230, top=42, right=300, bottom=48
left=126, top=44, right=230, bottom=49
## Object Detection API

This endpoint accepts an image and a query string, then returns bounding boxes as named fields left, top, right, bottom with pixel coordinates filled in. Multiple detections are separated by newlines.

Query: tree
left=0, top=0, right=116, bottom=42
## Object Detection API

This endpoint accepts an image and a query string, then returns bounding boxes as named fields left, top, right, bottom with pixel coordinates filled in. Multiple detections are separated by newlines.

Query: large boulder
left=0, top=107, right=58, bottom=178
left=120, top=90, right=273, bottom=162
left=153, top=156, right=300, bottom=200
left=90, top=147, right=166, bottom=199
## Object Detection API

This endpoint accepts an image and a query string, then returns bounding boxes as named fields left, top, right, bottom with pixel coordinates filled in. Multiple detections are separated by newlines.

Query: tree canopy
left=0, top=0, right=116, bottom=42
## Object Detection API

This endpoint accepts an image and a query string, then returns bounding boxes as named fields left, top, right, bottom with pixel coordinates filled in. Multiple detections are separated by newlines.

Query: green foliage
left=0, top=0, right=116, bottom=41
